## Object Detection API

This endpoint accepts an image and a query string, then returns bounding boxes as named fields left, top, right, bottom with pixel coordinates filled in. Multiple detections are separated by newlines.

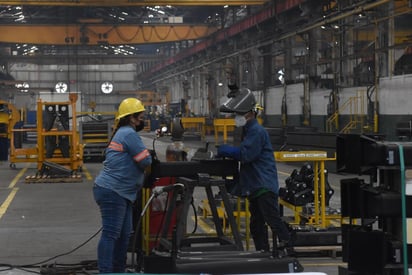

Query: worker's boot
left=277, top=230, right=297, bottom=257
left=277, top=241, right=295, bottom=257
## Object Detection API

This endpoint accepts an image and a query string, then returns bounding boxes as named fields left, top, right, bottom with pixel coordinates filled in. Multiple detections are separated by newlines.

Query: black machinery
left=337, top=134, right=412, bottom=275
left=133, top=131, right=303, bottom=274
left=44, top=104, right=70, bottom=158
left=79, top=120, right=112, bottom=160
left=132, top=83, right=304, bottom=273
left=280, top=163, right=334, bottom=207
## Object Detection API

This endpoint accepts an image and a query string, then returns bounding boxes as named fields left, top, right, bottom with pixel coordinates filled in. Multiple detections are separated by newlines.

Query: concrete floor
left=0, top=131, right=354, bottom=274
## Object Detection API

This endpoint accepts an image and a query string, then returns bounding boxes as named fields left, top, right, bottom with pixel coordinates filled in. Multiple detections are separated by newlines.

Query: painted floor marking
left=0, top=188, right=19, bottom=219
left=82, top=165, right=93, bottom=180
left=0, top=164, right=28, bottom=220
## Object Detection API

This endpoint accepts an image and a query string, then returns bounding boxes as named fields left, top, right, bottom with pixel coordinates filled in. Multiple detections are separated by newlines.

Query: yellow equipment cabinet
left=213, top=118, right=236, bottom=144
left=180, top=117, right=206, bottom=140
left=0, top=101, right=21, bottom=161
left=10, top=93, right=83, bottom=173
left=0, top=101, right=20, bottom=138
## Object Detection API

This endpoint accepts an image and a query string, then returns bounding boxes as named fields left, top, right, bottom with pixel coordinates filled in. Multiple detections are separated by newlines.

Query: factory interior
left=1, top=0, right=412, bottom=274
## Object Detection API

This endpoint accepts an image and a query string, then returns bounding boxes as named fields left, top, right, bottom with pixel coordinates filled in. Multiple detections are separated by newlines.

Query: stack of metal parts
left=22, top=123, right=37, bottom=143
left=279, top=163, right=334, bottom=206
left=25, top=161, right=82, bottom=183
left=79, top=121, right=111, bottom=160
left=337, top=134, right=412, bottom=274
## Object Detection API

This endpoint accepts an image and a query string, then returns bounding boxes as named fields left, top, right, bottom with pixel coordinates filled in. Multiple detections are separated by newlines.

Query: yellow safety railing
left=326, top=90, right=367, bottom=133
left=274, top=150, right=337, bottom=229
left=201, top=196, right=251, bottom=250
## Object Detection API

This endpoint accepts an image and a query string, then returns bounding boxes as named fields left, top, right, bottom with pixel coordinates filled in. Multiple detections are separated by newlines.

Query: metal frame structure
left=9, top=93, right=83, bottom=172
left=274, top=150, right=337, bottom=228
left=337, top=134, right=412, bottom=274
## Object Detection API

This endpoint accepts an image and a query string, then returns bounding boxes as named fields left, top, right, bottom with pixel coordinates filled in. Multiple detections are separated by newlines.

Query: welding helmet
left=116, top=98, right=145, bottom=120
left=219, top=88, right=257, bottom=115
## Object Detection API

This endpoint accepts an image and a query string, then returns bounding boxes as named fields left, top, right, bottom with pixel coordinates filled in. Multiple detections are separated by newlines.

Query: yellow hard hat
left=253, top=103, right=264, bottom=112
left=116, top=98, right=145, bottom=120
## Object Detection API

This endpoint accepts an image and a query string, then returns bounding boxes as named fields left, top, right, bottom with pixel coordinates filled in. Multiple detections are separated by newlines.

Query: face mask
left=235, top=115, right=247, bottom=127
left=135, top=120, right=145, bottom=132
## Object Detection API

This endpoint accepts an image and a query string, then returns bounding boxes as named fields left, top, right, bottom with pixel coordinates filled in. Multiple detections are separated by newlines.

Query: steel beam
left=150, top=159, right=239, bottom=178
left=0, top=0, right=269, bottom=6
left=0, top=24, right=218, bottom=45
left=0, top=54, right=163, bottom=65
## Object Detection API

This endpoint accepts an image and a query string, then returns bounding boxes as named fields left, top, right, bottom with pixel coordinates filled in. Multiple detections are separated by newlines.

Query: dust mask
left=135, top=120, right=145, bottom=132
left=235, top=115, right=247, bottom=127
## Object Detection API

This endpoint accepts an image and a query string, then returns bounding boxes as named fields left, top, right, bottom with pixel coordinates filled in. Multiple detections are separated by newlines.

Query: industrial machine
left=337, top=134, right=412, bottom=274
left=131, top=127, right=303, bottom=274
left=137, top=159, right=302, bottom=274
left=0, top=101, right=20, bottom=161
left=9, top=93, right=83, bottom=182
left=77, top=112, right=115, bottom=161
left=79, top=120, right=111, bottom=160
left=274, top=151, right=342, bottom=251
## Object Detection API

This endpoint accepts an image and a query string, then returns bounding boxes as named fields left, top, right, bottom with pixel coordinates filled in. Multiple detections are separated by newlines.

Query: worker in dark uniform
left=217, top=88, right=293, bottom=255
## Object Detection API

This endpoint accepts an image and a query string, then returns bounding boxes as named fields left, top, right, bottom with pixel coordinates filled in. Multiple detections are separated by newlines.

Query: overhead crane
left=0, top=24, right=219, bottom=45
left=0, top=54, right=163, bottom=66
left=0, top=0, right=269, bottom=45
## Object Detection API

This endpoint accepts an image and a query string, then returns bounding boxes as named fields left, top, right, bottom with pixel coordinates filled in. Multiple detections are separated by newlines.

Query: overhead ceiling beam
left=0, top=0, right=269, bottom=6
left=0, top=54, right=164, bottom=65
left=0, top=24, right=218, bottom=45
left=148, top=0, right=396, bottom=82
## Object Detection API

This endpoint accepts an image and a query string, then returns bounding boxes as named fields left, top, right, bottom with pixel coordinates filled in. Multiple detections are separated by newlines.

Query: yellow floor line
left=82, top=165, right=93, bottom=180
left=0, top=187, right=19, bottom=219
left=8, top=165, right=28, bottom=188
left=192, top=216, right=216, bottom=234
left=0, top=164, right=29, bottom=220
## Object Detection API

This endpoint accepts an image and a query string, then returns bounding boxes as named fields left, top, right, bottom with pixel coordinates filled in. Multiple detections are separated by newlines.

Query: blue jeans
left=93, top=185, right=133, bottom=273
left=248, top=191, right=290, bottom=251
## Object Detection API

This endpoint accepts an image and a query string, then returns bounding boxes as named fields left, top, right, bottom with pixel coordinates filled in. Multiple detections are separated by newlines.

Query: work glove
left=217, top=144, right=241, bottom=160
left=143, top=150, right=160, bottom=188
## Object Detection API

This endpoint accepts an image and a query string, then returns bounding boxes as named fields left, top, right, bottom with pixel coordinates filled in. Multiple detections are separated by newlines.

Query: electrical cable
left=15, top=267, right=40, bottom=274
left=190, top=198, right=198, bottom=234
left=129, top=130, right=164, bottom=271
left=19, top=227, right=102, bottom=268
left=0, top=263, right=13, bottom=272
left=152, top=177, right=174, bottom=249
left=130, top=191, right=157, bottom=272
left=1, top=227, right=103, bottom=274
left=130, top=183, right=185, bottom=272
